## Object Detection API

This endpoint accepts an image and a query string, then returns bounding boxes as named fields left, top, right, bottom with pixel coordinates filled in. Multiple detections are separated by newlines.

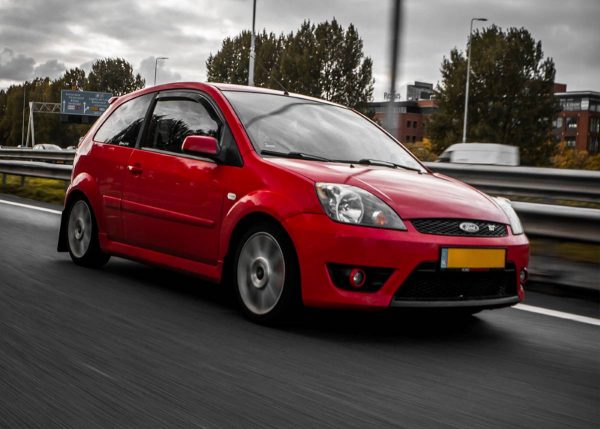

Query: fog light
left=520, top=268, right=528, bottom=283
left=349, top=268, right=366, bottom=289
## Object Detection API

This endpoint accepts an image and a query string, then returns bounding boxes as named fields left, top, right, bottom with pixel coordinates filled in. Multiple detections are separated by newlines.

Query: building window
left=566, top=117, right=578, bottom=130
left=561, top=98, right=581, bottom=111
left=588, top=137, right=599, bottom=154
left=412, top=136, right=416, bottom=143
left=565, top=137, right=576, bottom=148
left=553, top=117, right=563, bottom=129
left=590, top=117, right=600, bottom=133
left=581, top=98, right=590, bottom=110
left=406, top=120, right=411, bottom=128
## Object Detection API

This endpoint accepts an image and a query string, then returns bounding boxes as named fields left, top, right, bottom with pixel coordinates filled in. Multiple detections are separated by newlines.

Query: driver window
left=144, top=99, right=221, bottom=154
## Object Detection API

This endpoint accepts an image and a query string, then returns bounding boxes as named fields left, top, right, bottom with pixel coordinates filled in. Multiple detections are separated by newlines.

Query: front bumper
left=390, top=296, right=519, bottom=308
left=283, top=213, right=529, bottom=310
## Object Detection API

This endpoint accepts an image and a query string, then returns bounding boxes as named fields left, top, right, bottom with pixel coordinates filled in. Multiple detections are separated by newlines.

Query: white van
left=437, top=143, right=520, bottom=166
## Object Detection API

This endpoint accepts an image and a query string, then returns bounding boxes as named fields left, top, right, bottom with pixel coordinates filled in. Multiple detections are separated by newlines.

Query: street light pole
left=154, top=57, right=168, bottom=86
left=21, top=82, right=26, bottom=147
left=462, top=17, right=487, bottom=143
left=248, top=0, right=257, bottom=86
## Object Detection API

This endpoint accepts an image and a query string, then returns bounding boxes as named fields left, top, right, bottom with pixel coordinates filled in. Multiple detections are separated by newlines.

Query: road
left=0, top=195, right=598, bottom=428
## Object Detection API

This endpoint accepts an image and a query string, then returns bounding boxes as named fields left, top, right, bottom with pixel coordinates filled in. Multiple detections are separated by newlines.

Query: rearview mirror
left=181, top=135, right=219, bottom=157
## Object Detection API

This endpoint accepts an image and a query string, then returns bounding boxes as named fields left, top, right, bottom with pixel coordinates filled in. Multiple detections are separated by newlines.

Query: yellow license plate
left=441, top=248, right=506, bottom=269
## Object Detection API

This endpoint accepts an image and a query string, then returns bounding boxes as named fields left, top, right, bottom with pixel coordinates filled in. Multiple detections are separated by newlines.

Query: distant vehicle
left=66, top=146, right=77, bottom=150
left=33, top=144, right=62, bottom=151
left=437, top=143, right=519, bottom=166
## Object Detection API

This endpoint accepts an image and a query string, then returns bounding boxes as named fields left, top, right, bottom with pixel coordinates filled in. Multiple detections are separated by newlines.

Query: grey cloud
left=0, top=48, right=35, bottom=81
left=34, top=59, right=66, bottom=80
left=138, top=56, right=182, bottom=86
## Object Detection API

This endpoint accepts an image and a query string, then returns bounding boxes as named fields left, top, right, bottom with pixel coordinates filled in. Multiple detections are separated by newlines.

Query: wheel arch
left=57, top=175, right=102, bottom=252
left=222, top=211, right=300, bottom=286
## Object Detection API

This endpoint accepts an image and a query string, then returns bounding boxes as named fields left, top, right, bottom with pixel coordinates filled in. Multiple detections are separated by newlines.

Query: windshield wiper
left=357, top=158, right=425, bottom=173
left=260, top=149, right=330, bottom=162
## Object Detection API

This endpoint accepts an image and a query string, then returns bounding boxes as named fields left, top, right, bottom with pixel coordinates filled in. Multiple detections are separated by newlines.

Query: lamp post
left=462, top=17, right=487, bottom=143
left=248, top=0, right=257, bottom=86
left=21, top=82, right=26, bottom=147
left=154, top=57, right=168, bottom=86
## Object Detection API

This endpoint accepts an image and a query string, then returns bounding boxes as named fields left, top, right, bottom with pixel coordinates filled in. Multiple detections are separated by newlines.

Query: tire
left=66, top=199, right=110, bottom=268
left=233, top=222, right=300, bottom=324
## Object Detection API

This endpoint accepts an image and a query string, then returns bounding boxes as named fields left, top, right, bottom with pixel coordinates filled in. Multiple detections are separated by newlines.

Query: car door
left=121, top=91, right=226, bottom=264
left=90, top=93, right=153, bottom=241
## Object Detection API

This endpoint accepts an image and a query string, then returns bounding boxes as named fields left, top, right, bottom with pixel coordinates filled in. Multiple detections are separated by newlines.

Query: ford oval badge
left=459, top=222, right=480, bottom=233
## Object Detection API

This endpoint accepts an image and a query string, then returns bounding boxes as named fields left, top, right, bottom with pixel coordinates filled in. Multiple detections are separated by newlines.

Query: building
left=406, top=81, right=434, bottom=101
left=552, top=86, right=600, bottom=154
left=369, top=100, right=434, bottom=143
left=369, top=82, right=437, bottom=143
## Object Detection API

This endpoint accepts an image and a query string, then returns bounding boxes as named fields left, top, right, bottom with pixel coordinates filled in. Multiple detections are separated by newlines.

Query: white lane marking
left=79, top=362, right=116, bottom=380
left=515, top=304, right=600, bottom=327
left=0, top=198, right=62, bottom=215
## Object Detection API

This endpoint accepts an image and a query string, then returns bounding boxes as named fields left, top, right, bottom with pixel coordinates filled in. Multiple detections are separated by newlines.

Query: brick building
left=369, top=81, right=438, bottom=143
left=552, top=86, right=600, bottom=154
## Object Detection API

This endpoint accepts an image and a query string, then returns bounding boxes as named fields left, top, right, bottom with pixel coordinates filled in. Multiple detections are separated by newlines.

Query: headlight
left=495, top=197, right=524, bottom=235
left=315, top=183, right=406, bottom=230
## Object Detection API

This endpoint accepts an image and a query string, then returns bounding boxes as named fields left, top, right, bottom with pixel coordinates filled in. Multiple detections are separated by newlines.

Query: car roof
left=115, top=82, right=343, bottom=109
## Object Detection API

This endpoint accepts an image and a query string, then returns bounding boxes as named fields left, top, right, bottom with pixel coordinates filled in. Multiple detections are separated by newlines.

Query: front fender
left=218, top=189, right=305, bottom=261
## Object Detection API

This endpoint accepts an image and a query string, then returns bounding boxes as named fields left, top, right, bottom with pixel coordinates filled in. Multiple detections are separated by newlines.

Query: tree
left=0, top=58, right=144, bottom=147
left=206, top=30, right=284, bottom=88
left=427, top=26, right=558, bottom=166
left=206, top=19, right=374, bottom=111
left=551, top=142, right=600, bottom=170
left=59, top=67, right=87, bottom=91
left=87, top=58, right=144, bottom=95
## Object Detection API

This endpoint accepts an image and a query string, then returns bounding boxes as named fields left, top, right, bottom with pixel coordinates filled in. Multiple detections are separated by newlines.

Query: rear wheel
left=67, top=199, right=110, bottom=268
left=233, top=222, right=300, bottom=323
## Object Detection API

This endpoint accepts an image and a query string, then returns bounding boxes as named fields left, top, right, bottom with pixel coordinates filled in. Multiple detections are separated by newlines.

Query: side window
left=144, top=99, right=221, bottom=154
left=94, top=93, right=153, bottom=146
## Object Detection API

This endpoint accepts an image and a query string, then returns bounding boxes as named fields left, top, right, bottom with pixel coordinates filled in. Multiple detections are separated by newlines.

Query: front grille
left=394, top=263, right=517, bottom=301
left=411, top=219, right=507, bottom=237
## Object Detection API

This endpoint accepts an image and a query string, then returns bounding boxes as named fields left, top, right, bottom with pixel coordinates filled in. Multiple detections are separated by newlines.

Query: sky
left=0, top=0, right=598, bottom=100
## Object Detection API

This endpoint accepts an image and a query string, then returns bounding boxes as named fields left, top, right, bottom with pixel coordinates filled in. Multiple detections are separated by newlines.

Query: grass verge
left=1, top=175, right=66, bottom=205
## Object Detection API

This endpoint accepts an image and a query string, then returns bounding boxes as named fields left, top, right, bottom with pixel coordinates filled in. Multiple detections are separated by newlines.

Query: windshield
left=223, top=91, right=424, bottom=171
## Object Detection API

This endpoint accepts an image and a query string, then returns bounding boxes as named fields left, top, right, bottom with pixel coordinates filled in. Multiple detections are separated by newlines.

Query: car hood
left=266, top=158, right=508, bottom=222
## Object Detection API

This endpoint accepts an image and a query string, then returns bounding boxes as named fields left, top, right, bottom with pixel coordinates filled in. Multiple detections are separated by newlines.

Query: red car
left=58, top=83, right=529, bottom=322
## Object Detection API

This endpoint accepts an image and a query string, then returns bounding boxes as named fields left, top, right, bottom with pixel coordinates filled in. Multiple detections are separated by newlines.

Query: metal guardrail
left=0, top=149, right=75, bottom=163
left=1, top=149, right=599, bottom=243
left=425, top=162, right=600, bottom=203
left=512, top=202, right=600, bottom=243
left=0, top=159, right=72, bottom=181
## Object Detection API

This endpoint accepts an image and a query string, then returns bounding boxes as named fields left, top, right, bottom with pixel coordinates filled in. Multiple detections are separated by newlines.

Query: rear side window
left=144, top=99, right=221, bottom=154
left=94, top=93, right=153, bottom=146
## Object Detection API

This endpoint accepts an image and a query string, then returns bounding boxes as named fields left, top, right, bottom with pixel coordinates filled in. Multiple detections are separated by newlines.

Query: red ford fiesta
left=58, top=82, right=529, bottom=322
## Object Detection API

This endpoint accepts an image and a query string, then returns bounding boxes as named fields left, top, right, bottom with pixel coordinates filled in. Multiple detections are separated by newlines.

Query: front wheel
left=66, top=199, right=110, bottom=268
left=233, top=223, right=300, bottom=323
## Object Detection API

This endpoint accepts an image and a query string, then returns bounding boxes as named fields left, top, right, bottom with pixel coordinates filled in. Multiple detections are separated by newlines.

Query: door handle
left=127, top=164, right=143, bottom=175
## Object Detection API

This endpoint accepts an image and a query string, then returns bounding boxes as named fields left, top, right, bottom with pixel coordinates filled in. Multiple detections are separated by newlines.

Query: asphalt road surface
left=1, top=195, right=598, bottom=429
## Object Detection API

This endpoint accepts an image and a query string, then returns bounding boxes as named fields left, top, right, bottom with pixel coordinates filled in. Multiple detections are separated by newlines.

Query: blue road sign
left=60, top=90, right=112, bottom=116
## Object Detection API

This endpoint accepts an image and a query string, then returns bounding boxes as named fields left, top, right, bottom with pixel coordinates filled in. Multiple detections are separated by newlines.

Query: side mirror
left=181, top=135, right=219, bottom=157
